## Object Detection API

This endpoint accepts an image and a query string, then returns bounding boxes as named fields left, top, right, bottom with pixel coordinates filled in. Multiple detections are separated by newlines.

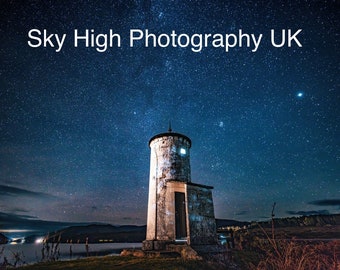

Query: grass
left=12, top=240, right=339, bottom=270
left=16, top=256, right=228, bottom=270
left=252, top=240, right=339, bottom=270
left=230, top=205, right=340, bottom=269
left=231, top=250, right=261, bottom=269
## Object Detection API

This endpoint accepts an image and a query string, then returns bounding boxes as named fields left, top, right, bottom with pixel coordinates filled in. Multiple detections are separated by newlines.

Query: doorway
left=175, top=192, right=187, bottom=239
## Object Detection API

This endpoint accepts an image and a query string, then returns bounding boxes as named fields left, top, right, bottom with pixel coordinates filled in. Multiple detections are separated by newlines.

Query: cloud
left=0, top=185, right=56, bottom=199
left=0, top=212, right=93, bottom=237
left=0, top=212, right=37, bottom=223
left=286, top=210, right=330, bottom=216
left=308, top=199, right=340, bottom=206
left=10, top=207, right=31, bottom=213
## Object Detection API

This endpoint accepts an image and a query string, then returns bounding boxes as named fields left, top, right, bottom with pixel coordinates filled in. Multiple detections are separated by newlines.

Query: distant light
left=180, top=148, right=186, bottom=155
left=10, top=238, right=25, bottom=244
left=35, top=237, right=44, bottom=244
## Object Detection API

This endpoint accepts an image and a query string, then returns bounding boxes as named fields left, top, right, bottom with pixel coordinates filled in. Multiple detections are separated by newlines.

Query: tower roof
left=149, top=131, right=192, bottom=147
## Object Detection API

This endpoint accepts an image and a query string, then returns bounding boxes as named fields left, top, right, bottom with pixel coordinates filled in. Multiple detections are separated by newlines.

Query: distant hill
left=44, top=224, right=146, bottom=243
left=216, top=219, right=250, bottom=228
left=24, top=214, right=340, bottom=244
left=256, top=213, right=340, bottom=228
left=41, top=219, right=249, bottom=244
left=34, top=219, right=248, bottom=244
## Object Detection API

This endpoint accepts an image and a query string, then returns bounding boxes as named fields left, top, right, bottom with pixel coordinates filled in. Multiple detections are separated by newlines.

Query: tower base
left=142, top=240, right=173, bottom=251
left=141, top=240, right=203, bottom=260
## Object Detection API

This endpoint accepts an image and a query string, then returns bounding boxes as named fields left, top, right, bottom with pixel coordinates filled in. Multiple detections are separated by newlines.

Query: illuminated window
left=180, top=148, right=186, bottom=155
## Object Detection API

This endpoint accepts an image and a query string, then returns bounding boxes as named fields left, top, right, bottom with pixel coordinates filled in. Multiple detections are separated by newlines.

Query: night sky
left=0, top=1, right=339, bottom=237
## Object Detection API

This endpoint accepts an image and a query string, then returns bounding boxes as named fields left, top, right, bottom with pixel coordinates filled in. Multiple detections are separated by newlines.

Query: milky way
left=0, top=1, right=339, bottom=235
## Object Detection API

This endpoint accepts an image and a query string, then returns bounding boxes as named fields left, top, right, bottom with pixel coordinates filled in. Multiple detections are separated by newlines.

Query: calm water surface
left=0, top=242, right=142, bottom=265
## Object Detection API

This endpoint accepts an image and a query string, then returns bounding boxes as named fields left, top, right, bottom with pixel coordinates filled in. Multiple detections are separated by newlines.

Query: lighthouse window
left=180, top=148, right=186, bottom=155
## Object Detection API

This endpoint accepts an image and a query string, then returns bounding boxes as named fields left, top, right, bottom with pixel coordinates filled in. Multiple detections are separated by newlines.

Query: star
left=296, top=91, right=304, bottom=99
left=0, top=0, right=338, bottom=233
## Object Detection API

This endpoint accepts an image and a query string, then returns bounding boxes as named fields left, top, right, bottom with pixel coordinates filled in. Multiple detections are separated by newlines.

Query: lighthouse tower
left=143, top=127, right=217, bottom=251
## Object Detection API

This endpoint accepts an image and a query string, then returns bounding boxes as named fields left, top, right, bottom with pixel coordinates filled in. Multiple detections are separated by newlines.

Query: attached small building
left=143, top=129, right=217, bottom=251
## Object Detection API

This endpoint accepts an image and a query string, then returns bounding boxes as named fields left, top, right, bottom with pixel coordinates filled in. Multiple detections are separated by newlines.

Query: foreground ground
left=13, top=240, right=339, bottom=270
left=14, top=224, right=340, bottom=269
left=16, top=256, right=230, bottom=270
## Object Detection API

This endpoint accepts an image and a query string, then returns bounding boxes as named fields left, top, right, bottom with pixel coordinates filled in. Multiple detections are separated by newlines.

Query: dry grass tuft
left=248, top=204, right=339, bottom=270
left=251, top=239, right=339, bottom=270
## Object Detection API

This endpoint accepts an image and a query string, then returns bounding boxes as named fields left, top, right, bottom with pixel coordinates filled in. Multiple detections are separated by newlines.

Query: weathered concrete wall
left=186, top=184, right=217, bottom=245
left=146, top=134, right=191, bottom=241
left=150, top=135, right=191, bottom=182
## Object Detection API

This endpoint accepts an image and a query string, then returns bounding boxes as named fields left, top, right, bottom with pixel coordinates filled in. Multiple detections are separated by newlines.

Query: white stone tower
left=143, top=127, right=217, bottom=251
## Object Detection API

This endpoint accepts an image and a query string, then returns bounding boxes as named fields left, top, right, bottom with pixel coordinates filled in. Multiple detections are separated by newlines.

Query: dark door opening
left=175, top=192, right=187, bottom=239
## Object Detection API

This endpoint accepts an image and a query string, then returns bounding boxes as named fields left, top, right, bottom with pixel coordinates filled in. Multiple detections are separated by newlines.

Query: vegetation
left=16, top=256, right=227, bottom=270
left=250, top=240, right=338, bottom=270
left=11, top=240, right=338, bottom=270
left=3, top=238, right=338, bottom=269
left=0, top=245, right=26, bottom=268
left=233, top=203, right=339, bottom=270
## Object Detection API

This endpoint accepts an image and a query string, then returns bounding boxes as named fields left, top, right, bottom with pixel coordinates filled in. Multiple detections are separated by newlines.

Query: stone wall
left=186, top=184, right=217, bottom=245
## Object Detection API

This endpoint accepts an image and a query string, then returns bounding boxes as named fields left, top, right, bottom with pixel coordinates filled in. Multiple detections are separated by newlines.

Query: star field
left=0, top=1, right=339, bottom=236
